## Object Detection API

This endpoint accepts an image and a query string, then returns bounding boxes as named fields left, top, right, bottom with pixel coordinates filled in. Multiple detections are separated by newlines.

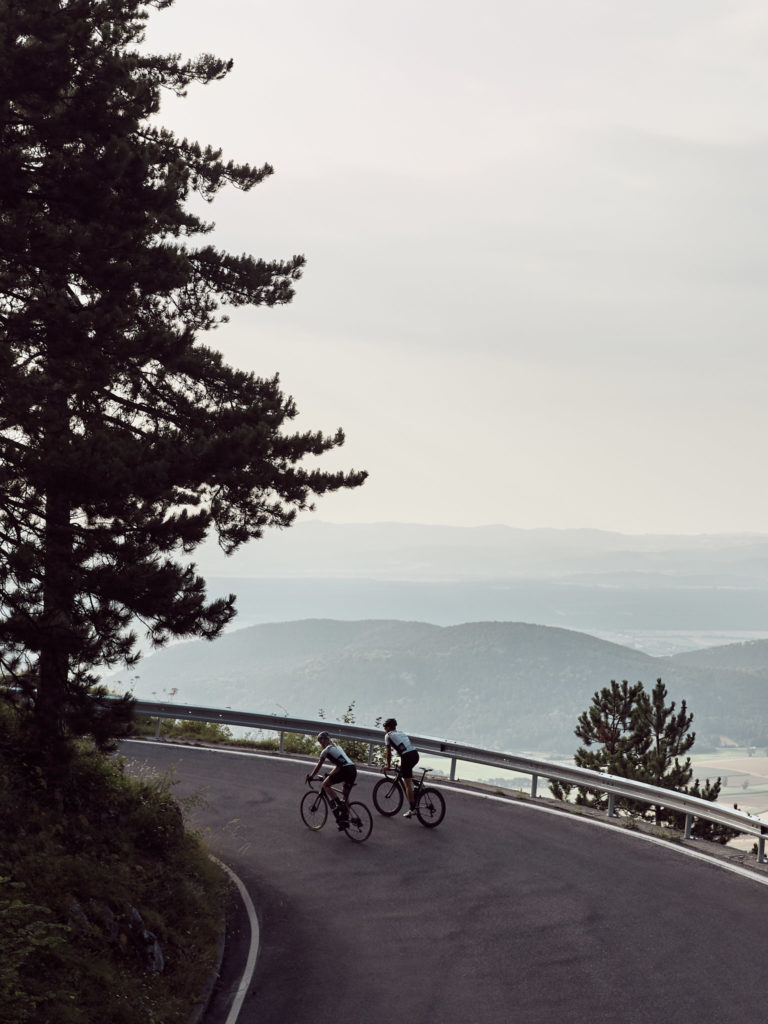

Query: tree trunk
left=36, top=399, right=74, bottom=749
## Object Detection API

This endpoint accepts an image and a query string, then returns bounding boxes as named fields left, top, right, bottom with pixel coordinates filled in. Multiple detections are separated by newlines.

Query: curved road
left=126, top=741, right=768, bottom=1024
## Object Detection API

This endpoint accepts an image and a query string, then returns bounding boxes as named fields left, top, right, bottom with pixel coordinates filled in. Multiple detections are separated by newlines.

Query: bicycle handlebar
left=306, top=773, right=331, bottom=786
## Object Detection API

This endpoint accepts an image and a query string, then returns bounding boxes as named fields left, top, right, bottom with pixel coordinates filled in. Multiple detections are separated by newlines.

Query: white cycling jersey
left=385, top=730, right=415, bottom=755
left=318, top=743, right=353, bottom=768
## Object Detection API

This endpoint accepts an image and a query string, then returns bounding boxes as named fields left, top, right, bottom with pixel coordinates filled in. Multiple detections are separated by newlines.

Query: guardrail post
left=684, top=813, right=693, bottom=840
left=450, top=758, right=457, bottom=781
left=155, top=717, right=162, bottom=739
left=530, top=774, right=538, bottom=799
left=608, top=793, right=617, bottom=818
left=279, top=730, right=285, bottom=754
left=759, top=830, right=767, bottom=864
left=367, top=742, right=374, bottom=765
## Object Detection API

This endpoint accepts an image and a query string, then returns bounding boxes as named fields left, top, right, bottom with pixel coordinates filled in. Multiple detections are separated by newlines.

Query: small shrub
left=318, top=701, right=386, bottom=765
left=132, top=715, right=233, bottom=744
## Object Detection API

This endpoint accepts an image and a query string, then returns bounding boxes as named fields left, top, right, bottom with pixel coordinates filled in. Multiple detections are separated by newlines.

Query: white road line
left=209, top=857, right=261, bottom=1024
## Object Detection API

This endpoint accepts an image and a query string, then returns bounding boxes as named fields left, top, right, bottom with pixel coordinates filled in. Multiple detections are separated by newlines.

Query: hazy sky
left=143, top=1, right=768, bottom=535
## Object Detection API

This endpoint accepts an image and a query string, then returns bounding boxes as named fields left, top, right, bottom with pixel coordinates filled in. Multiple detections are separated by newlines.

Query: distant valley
left=117, top=524, right=768, bottom=757
left=121, top=619, right=768, bottom=758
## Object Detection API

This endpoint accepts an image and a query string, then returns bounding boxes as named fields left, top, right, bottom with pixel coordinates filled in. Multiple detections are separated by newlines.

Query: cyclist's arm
left=306, top=750, right=327, bottom=780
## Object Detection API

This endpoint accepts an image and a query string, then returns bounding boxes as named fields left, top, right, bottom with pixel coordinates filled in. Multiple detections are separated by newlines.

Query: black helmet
left=316, top=731, right=330, bottom=745
left=383, top=718, right=397, bottom=730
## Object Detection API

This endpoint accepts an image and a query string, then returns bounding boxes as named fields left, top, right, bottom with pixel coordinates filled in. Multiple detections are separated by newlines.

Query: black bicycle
left=300, top=775, right=373, bottom=843
left=372, top=766, right=446, bottom=828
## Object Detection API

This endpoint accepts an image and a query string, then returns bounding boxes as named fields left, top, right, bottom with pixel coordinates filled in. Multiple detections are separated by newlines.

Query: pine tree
left=630, top=678, right=695, bottom=823
left=554, top=678, right=738, bottom=843
left=550, top=680, right=644, bottom=808
left=0, top=0, right=366, bottom=759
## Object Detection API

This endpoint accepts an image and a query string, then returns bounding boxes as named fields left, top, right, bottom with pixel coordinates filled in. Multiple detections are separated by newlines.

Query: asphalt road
left=125, top=741, right=768, bottom=1024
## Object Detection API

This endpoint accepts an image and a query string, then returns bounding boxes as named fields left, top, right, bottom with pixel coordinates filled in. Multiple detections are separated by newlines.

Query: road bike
left=300, top=774, right=373, bottom=843
left=372, top=766, right=446, bottom=828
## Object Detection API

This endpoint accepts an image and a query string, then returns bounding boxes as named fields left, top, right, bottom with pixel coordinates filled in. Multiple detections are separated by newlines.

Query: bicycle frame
left=307, top=774, right=345, bottom=805
left=382, top=765, right=429, bottom=799
left=301, top=774, right=373, bottom=842
left=373, top=766, right=446, bottom=827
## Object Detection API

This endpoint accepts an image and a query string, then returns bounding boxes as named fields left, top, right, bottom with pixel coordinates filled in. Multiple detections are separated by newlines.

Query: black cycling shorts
left=328, top=763, right=357, bottom=790
left=399, top=749, right=419, bottom=779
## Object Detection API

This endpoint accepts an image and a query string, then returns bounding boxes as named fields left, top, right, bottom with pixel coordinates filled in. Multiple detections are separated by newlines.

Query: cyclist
left=383, top=718, right=420, bottom=818
left=306, top=732, right=357, bottom=827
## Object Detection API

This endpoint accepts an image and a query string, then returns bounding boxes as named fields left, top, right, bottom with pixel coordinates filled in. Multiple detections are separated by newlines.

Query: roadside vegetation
left=133, top=699, right=388, bottom=765
left=0, top=704, right=227, bottom=1024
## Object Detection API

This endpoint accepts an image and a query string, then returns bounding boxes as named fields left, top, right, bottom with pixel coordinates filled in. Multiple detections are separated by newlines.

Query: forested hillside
left=670, top=639, right=768, bottom=672
left=122, top=620, right=768, bottom=755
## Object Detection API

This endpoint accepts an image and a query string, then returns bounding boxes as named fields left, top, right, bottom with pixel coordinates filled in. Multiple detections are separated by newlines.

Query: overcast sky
left=143, top=1, right=768, bottom=536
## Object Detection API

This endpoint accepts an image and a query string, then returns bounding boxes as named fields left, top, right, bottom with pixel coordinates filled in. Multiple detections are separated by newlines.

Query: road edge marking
left=209, top=857, right=261, bottom=1024
left=436, top=782, right=768, bottom=887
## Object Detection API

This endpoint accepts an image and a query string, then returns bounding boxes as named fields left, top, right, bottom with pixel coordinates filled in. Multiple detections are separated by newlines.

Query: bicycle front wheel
left=372, top=777, right=403, bottom=816
left=344, top=801, right=373, bottom=843
left=416, top=787, right=445, bottom=828
left=300, top=791, right=328, bottom=830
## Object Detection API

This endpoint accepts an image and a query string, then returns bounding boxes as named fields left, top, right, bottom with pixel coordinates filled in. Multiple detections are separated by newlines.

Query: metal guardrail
left=133, top=698, right=768, bottom=863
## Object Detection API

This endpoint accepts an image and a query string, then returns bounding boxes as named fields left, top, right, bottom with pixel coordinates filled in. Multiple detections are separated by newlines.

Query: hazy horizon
left=141, top=1, right=768, bottom=537
left=164, top=521, right=768, bottom=658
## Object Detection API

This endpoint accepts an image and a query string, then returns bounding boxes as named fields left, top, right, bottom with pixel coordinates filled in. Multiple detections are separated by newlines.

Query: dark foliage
left=551, top=678, right=739, bottom=843
left=0, top=0, right=366, bottom=758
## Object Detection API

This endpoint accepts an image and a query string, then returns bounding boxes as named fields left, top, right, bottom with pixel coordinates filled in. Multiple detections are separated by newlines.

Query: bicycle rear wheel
left=344, top=801, right=373, bottom=843
left=416, top=787, right=445, bottom=828
left=372, top=777, right=403, bottom=816
left=300, top=791, right=328, bottom=830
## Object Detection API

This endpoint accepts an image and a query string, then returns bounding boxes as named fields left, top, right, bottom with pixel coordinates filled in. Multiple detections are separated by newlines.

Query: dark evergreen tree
left=549, top=680, right=643, bottom=807
left=553, top=678, right=738, bottom=843
left=0, top=0, right=366, bottom=758
left=630, top=678, right=695, bottom=823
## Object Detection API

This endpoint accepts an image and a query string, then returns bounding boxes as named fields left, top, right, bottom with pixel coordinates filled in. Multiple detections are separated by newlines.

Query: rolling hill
left=120, top=620, right=768, bottom=756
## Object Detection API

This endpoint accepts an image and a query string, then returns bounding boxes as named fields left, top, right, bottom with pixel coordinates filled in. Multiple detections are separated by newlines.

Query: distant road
left=126, top=741, right=768, bottom=1024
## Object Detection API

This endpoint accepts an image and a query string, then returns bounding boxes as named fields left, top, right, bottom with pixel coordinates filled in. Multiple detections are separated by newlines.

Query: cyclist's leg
left=404, top=777, right=414, bottom=807
left=323, top=777, right=346, bottom=828
left=338, top=766, right=356, bottom=819
left=322, top=767, right=343, bottom=805
left=401, top=751, right=419, bottom=810
left=341, top=764, right=357, bottom=804
left=328, top=766, right=356, bottom=828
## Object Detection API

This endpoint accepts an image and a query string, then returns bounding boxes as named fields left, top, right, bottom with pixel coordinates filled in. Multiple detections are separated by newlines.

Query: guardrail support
left=684, top=813, right=693, bottom=840
left=760, top=831, right=767, bottom=865
left=608, top=793, right=617, bottom=818
left=530, top=774, right=538, bottom=799
left=154, top=717, right=162, bottom=739
left=279, top=730, right=285, bottom=754
left=449, top=758, right=457, bottom=781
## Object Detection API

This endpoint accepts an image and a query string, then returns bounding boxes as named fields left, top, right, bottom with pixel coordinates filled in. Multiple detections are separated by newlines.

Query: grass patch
left=0, top=707, right=227, bottom=1024
left=131, top=712, right=387, bottom=764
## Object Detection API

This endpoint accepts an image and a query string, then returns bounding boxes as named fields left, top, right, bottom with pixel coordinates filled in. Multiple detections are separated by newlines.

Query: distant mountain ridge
left=123, top=619, right=768, bottom=756
left=193, top=521, right=768, bottom=584
left=184, top=523, right=768, bottom=638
